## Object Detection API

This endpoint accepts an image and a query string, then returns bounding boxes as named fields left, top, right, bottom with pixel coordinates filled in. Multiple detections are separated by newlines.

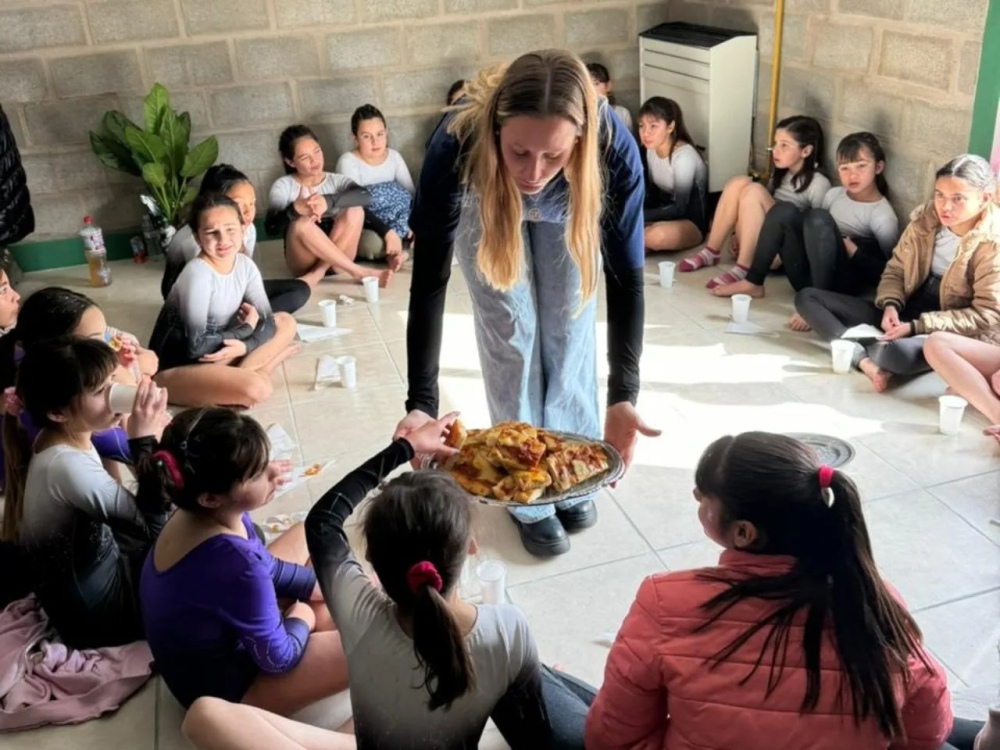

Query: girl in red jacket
left=586, top=431, right=953, bottom=750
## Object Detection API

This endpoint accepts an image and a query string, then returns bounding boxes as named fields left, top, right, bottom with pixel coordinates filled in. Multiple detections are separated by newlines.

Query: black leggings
left=747, top=204, right=886, bottom=292
left=262, top=278, right=311, bottom=315
left=794, top=276, right=942, bottom=376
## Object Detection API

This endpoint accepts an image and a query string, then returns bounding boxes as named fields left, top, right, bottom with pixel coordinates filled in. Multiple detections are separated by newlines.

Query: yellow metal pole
left=764, top=0, right=785, bottom=180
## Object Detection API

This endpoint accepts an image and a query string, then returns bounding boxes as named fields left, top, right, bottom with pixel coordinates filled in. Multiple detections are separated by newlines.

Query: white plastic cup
left=731, top=294, right=752, bottom=324
left=107, top=383, right=138, bottom=415
left=658, top=261, right=675, bottom=289
left=476, top=560, right=507, bottom=605
left=337, top=356, right=357, bottom=389
left=318, top=299, right=337, bottom=328
left=938, top=395, right=967, bottom=436
left=830, top=340, right=855, bottom=375
left=362, top=277, right=379, bottom=304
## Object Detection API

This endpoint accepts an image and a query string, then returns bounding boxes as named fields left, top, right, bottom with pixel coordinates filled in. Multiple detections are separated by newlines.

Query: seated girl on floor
left=265, top=124, right=392, bottom=289
left=586, top=62, right=633, bottom=132
left=679, top=116, right=830, bottom=289
left=586, top=431, right=952, bottom=750
left=795, top=154, right=1000, bottom=393
left=3, top=338, right=170, bottom=649
left=139, top=407, right=348, bottom=716
left=0, top=287, right=157, bottom=511
left=162, top=164, right=310, bottom=315
left=182, top=416, right=597, bottom=750
left=716, top=132, right=900, bottom=328
left=637, top=96, right=707, bottom=254
left=150, top=193, right=299, bottom=409
left=335, top=105, right=414, bottom=271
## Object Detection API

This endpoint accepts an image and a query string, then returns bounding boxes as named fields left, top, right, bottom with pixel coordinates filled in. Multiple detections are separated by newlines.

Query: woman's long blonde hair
left=448, top=50, right=603, bottom=307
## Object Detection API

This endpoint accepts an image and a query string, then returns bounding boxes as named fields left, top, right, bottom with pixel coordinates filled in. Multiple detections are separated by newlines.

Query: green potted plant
left=89, top=83, right=218, bottom=237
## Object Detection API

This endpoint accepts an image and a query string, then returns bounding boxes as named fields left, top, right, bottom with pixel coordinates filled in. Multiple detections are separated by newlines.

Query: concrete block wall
left=666, top=0, right=988, bottom=217
left=0, top=0, right=670, bottom=240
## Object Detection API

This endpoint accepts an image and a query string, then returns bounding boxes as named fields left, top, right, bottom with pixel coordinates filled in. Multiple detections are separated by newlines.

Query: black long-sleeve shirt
left=405, top=104, right=647, bottom=417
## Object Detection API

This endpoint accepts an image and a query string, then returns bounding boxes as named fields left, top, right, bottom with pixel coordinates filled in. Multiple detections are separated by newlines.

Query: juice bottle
left=80, top=216, right=111, bottom=287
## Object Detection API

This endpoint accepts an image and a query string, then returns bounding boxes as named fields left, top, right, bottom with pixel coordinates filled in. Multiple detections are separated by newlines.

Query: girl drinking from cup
left=795, top=154, right=1000, bottom=393
left=4, top=338, right=170, bottom=648
left=637, top=97, right=708, bottom=254
left=266, top=125, right=392, bottom=289
left=139, top=408, right=348, bottom=715
left=586, top=431, right=951, bottom=750
left=679, top=116, right=830, bottom=289
left=718, top=132, right=900, bottom=329
left=182, top=417, right=598, bottom=749
left=163, top=164, right=311, bottom=315
left=1, top=287, right=157, bottom=524
left=150, top=193, right=299, bottom=409
left=335, top=105, right=414, bottom=270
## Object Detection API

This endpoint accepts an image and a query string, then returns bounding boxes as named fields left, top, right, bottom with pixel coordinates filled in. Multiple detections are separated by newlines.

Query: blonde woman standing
left=395, top=50, right=659, bottom=558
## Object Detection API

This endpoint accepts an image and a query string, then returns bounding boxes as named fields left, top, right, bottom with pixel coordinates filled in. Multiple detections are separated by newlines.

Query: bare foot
left=713, top=279, right=765, bottom=299
left=387, top=251, right=409, bottom=272
left=261, top=343, right=301, bottom=376
left=787, top=313, right=811, bottom=332
left=858, top=358, right=892, bottom=393
left=299, top=263, right=330, bottom=289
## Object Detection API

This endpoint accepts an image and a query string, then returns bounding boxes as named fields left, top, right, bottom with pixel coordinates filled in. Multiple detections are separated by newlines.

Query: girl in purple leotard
left=138, top=407, right=348, bottom=716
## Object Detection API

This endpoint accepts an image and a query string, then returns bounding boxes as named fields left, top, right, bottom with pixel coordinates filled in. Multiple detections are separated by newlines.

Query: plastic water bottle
left=80, top=216, right=111, bottom=287
left=142, top=212, right=161, bottom=258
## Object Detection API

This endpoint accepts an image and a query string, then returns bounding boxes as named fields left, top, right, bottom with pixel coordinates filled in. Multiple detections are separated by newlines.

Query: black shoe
left=556, top=500, right=598, bottom=533
left=513, top=515, right=570, bottom=557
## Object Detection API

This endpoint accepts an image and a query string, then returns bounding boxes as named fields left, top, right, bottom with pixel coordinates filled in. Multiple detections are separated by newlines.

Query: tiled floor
left=7, top=242, right=1000, bottom=748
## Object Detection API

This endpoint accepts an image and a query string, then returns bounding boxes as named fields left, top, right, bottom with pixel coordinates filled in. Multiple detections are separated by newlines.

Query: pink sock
left=679, top=246, right=720, bottom=272
left=706, top=264, right=749, bottom=290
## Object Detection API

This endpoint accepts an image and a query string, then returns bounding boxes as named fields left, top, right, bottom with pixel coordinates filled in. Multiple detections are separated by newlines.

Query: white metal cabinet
left=639, top=23, right=758, bottom=192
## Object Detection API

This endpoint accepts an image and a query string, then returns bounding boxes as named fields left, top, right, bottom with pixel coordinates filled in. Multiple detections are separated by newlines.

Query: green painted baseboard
left=9, top=217, right=277, bottom=273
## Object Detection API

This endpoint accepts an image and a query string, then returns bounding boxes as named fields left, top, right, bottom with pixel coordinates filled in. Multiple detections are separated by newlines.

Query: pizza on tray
left=442, top=420, right=610, bottom=503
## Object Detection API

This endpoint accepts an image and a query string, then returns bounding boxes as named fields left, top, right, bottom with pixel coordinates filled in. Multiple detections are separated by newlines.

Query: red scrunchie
left=152, top=450, right=185, bottom=490
left=817, top=465, right=834, bottom=489
left=406, top=561, right=443, bottom=594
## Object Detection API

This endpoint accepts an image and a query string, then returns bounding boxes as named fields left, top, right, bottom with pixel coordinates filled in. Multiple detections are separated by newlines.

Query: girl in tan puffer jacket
left=794, top=154, right=999, bottom=392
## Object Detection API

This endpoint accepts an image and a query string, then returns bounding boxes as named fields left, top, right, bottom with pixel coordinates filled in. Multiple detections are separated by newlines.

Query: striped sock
left=706, top=264, right=749, bottom=290
left=678, top=246, right=720, bottom=272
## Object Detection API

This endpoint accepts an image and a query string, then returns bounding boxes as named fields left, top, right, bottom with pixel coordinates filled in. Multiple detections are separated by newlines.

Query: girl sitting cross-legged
left=795, top=154, right=1000, bottom=393
left=586, top=431, right=952, bottom=750
left=150, top=193, right=299, bottom=409
left=139, top=407, right=348, bottom=715
left=335, top=105, right=414, bottom=271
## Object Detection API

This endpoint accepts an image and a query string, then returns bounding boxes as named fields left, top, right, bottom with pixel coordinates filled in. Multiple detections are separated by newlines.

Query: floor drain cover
left=784, top=433, right=856, bottom=468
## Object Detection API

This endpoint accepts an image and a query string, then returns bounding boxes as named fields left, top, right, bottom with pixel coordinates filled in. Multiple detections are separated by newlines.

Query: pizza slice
left=539, top=430, right=566, bottom=453
left=447, top=444, right=506, bottom=497
left=481, top=423, right=546, bottom=472
left=544, top=443, right=610, bottom=493
left=492, top=468, right=553, bottom=504
left=445, top=419, right=469, bottom=449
